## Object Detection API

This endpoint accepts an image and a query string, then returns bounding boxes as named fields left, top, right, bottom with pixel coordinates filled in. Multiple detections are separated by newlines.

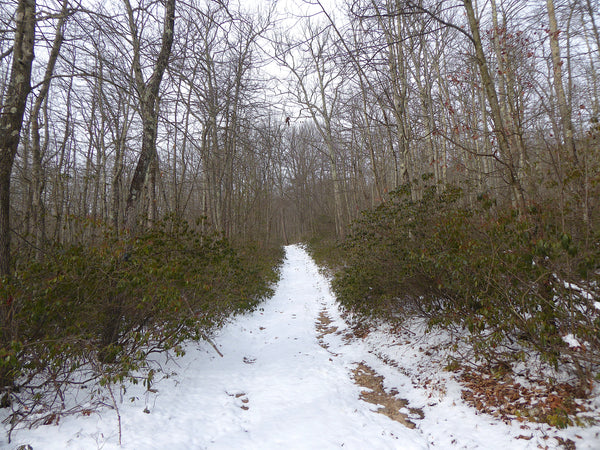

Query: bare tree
left=0, top=0, right=36, bottom=276
left=546, top=0, right=578, bottom=167
left=274, top=20, right=348, bottom=237
left=122, top=0, right=176, bottom=233
left=29, top=0, right=69, bottom=258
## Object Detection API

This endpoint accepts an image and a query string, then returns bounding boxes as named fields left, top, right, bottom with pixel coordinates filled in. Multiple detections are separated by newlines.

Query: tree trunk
left=29, top=0, right=67, bottom=258
left=110, top=95, right=130, bottom=231
left=0, top=0, right=36, bottom=393
left=547, top=0, right=578, bottom=165
left=0, top=0, right=36, bottom=276
left=123, top=0, right=176, bottom=234
left=463, top=0, right=526, bottom=212
left=378, top=0, right=411, bottom=189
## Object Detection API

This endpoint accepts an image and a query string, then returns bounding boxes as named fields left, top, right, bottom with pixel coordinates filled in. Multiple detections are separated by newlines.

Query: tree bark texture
left=463, top=0, right=526, bottom=212
left=547, top=0, right=578, bottom=165
left=0, top=0, right=36, bottom=276
left=123, top=0, right=176, bottom=233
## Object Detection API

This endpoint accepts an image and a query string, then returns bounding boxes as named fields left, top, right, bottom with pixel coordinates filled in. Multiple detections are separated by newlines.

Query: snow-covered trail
left=121, top=243, right=426, bottom=449
left=4, top=245, right=596, bottom=449
left=157, top=243, right=427, bottom=449
left=4, top=245, right=423, bottom=449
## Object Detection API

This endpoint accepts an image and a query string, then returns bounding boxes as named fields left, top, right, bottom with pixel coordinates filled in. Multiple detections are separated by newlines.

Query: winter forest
left=1, top=0, right=600, bottom=438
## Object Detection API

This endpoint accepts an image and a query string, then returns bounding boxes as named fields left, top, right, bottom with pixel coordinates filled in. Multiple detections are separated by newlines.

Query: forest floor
left=2, top=245, right=600, bottom=449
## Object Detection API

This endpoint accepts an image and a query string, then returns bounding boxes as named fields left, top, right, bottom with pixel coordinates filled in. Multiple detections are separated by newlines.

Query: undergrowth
left=0, top=216, right=283, bottom=436
left=309, top=181, right=600, bottom=427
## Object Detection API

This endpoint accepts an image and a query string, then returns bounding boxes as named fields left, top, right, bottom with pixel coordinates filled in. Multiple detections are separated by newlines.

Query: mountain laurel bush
left=0, top=216, right=282, bottom=429
left=332, top=183, right=599, bottom=387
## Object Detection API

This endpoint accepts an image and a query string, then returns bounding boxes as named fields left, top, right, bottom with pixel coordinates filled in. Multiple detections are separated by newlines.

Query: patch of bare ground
left=316, top=309, right=340, bottom=355
left=317, top=309, right=424, bottom=428
left=316, top=309, right=338, bottom=339
left=352, top=362, right=423, bottom=429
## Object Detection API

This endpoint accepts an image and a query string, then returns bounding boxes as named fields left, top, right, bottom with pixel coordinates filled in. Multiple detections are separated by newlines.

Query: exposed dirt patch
left=352, top=362, right=423, bottom=429
left=316, top=310, right=338, bottom=339
left=316, top=309, right=424, bottom=428
left=316, top=309, right=340, bottom=355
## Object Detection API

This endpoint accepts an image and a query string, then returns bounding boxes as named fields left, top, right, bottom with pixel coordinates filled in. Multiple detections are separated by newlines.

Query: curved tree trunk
left=30, top=0, right=68, bottom=259
left=123, top=0, right=176, bottom=234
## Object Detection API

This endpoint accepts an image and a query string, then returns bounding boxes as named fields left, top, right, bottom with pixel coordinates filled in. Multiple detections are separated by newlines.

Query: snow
left=563, top=281, right=595, bottom=301
left=562, top=333, right=582, bottom=348
left=3, top=245, right=599, bottom=449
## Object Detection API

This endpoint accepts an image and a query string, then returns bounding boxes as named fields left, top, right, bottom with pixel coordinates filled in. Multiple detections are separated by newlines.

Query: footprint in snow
left=227, top=391, right=250, bottom=411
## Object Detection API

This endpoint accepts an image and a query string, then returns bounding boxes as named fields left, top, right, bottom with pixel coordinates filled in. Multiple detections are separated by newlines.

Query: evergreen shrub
left=332, top=183, right=600, bottom=385
left=0, top=216, right=282, bottom=428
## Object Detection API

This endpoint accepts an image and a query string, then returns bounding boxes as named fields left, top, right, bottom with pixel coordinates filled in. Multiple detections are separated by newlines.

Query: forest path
left=174, top=244, right=427, bottom=449
left=7, top=245, right=590, bottom=449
